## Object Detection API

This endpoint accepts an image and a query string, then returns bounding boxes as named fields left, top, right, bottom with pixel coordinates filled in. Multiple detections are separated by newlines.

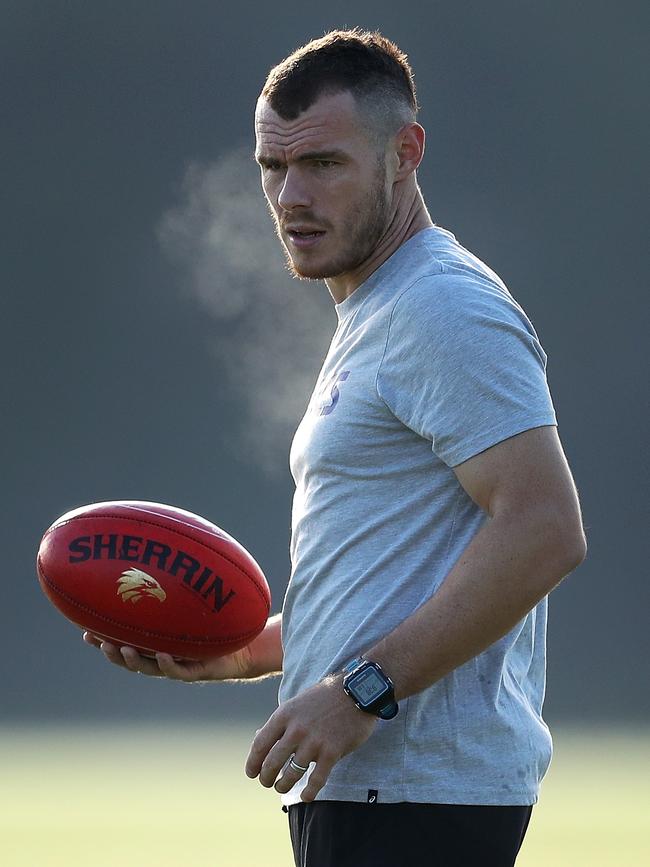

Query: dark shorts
left=288, top=800, right=533, bottom=867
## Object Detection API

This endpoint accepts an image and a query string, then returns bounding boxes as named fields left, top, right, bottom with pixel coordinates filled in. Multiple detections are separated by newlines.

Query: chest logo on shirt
left=318, top=370, right=350, bottom=416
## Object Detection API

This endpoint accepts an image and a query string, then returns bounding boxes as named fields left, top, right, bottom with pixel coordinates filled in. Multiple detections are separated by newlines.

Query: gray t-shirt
left=280, top=226, right=557, bottom=806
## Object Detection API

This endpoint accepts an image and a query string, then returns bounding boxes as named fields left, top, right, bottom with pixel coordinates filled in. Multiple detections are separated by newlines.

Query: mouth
left=285, top=228, right=326, bottom=249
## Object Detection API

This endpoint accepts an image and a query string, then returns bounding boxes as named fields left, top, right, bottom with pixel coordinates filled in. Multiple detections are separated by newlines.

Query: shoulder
left=376, top=229, right=546, bottom=364
left=386, top=269, right=536, bottom=349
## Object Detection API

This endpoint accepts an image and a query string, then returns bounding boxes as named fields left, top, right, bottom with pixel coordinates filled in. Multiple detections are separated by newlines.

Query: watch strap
left=342, top=657, right=365, bottom=676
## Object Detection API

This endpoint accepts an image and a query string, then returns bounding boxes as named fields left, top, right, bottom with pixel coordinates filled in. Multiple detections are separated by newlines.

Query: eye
left=263, top=160, right=284, bottom=173
left=313, top=160, right=337, bottom=169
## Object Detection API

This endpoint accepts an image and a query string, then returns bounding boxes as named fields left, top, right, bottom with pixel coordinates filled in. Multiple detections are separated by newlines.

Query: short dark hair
left=260, top=29, right=418, bottom=142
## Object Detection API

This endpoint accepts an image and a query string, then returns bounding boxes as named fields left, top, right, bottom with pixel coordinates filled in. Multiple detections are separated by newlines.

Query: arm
left=367, top=425, right=586, bottom=697
left=84, top=612, right=283, bottom=682
left=246, top=426, right=586, bottom=800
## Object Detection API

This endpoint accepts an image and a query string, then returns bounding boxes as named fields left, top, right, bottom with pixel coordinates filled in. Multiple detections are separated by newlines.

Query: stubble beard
left=276, top=165, right=391, bottom=282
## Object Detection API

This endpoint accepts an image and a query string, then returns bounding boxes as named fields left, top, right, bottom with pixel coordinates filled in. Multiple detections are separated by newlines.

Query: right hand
left=82, top=631, right=253, bottom=682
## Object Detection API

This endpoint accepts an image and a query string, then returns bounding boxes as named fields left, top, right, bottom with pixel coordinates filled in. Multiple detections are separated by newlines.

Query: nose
left=277, top=166, right=310, bottom=212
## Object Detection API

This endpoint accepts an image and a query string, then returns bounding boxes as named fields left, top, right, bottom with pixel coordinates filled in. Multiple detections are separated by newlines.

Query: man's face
left=255, top=90, right=392, bottom=281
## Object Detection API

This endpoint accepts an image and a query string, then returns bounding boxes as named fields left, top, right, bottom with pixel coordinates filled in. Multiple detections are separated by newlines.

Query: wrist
left=242, top=614, right=283, bottom=679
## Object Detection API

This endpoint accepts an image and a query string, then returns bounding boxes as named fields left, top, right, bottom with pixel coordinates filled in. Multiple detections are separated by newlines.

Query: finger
left=245, top=714, right=287, bottom=780
left=118, top=645, right=164, bottom=677
left=83, top=632, right=102, bottom=648
left=98, top=640, right=130, bottom=667
left=98, top=640, right=146, bottom=672
left=274, top=755, right=313, bottom=795
left=299, top=754, right=337, bottom=803
left=155, top=653, right=200, bottom=681
left=258, top=736, right=300, bottom=788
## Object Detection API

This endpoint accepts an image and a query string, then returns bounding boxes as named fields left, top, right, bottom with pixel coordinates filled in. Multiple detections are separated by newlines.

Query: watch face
left=350, top=666, right=388, bottom=707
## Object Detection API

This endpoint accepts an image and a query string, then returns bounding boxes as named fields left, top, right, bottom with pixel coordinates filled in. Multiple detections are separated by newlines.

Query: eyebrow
left=255, top=149, right=347, bottom=167
left=296, top=150, right=347, bottom=162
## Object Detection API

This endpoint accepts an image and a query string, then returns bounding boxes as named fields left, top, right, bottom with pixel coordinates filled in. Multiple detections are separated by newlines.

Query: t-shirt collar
left=333, top=227, right=451, bottom=322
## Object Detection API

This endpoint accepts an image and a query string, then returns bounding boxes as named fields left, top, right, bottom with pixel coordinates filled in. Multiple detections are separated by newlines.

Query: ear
left=394, top=123, right=426, bottom=180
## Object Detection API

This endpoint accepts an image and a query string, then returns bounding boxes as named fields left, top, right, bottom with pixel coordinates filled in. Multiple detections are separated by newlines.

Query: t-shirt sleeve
left=376, top=273, right=557, bottom=467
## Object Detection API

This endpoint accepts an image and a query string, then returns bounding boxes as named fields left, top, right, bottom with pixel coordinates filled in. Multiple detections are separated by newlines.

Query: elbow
left=517, top=505, right=587, bottom=588
left=549, top=516, right=587, bottom=580
left=561, top=528, right=587, bottom=574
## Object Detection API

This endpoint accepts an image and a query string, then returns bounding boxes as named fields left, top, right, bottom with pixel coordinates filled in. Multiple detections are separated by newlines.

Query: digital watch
left=342, top=657, right=399, bottom=720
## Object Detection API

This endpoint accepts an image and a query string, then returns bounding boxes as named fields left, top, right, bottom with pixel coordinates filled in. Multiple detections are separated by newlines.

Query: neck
left=325, top=187, right=433, bottom=304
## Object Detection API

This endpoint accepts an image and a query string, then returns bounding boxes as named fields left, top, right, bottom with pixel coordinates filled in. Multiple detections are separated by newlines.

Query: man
left=86, top=30, right=587, bottom=867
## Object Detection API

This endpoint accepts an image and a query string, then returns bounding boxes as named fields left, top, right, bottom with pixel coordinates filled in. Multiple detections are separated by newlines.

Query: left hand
left=245, top=675, right=377, bottom=802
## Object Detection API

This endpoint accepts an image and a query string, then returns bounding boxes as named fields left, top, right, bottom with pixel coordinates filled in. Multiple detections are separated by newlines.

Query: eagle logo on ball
left=117, top=569, right=167, bottom=604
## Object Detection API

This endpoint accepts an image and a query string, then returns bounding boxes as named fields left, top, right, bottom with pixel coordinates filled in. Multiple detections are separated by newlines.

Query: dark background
left=3, top=1, right=647, bottom=726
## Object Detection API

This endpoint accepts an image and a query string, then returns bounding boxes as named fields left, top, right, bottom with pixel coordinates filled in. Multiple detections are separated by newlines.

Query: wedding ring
left=289, top=755, right=309, bottom=774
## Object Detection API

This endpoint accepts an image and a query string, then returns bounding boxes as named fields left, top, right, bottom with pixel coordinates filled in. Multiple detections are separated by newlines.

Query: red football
left=36, top=501, right=271, bottom=660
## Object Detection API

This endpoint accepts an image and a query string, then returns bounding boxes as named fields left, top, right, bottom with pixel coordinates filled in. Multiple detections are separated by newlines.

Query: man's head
left=260, top=29, right=418, bottom=149
left=255, top=30, right=427, bottom=296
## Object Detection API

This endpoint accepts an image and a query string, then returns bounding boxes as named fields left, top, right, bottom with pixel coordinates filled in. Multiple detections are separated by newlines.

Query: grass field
left=1, top=724, right=648, bottom=866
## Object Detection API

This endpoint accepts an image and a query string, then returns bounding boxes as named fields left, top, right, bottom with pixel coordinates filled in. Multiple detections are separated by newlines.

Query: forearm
left=245, top=612, right=283, bottom=679
left=367, top=508, right=585, bottom=700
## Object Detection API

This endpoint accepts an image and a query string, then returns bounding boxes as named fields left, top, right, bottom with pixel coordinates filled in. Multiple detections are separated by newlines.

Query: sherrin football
left=36, top=501, right=271, bottom=660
